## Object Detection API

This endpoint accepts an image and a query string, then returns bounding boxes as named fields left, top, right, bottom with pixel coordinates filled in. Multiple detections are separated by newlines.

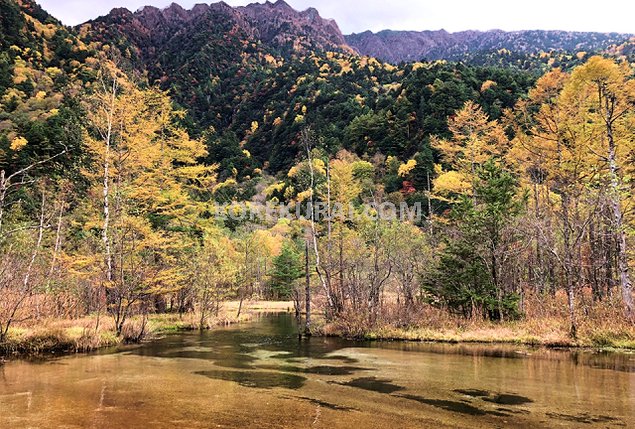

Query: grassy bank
left=354, top=323, right=635, bottom=350
left=6, top=299, right=631, bottom=360
left=0, top=301, right=294, bottom=360
left=320, top=316, right=635, bottom=351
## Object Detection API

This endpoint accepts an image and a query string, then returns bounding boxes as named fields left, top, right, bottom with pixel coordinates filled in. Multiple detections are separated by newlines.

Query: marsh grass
left=321, top=291, right=635, bottom=350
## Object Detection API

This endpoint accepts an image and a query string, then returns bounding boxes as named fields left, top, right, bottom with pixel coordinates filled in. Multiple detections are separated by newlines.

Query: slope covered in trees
left=77, top=3, right=537, bottom=177
left=0, top=0, right=96, bottom=177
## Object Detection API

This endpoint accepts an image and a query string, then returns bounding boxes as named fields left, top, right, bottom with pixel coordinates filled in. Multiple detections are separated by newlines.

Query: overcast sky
left=37, top=0, right=635, bottom=34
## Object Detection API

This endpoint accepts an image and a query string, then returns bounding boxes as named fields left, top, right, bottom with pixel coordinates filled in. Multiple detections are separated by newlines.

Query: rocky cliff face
left=83, top=0, right=351, bottom=60
left=238, top=0, right=352, bottom=54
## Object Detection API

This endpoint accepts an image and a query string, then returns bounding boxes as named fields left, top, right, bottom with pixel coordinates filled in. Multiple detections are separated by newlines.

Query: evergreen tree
left=425, top=159, right=525, bottom=320
left=270, top=242, right=303, bottom=300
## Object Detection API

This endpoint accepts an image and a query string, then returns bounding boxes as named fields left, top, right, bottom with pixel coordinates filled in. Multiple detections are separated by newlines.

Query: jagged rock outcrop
left=238, top=0, right=352, bottom=53
left=83, top=0, right=351, bottom=60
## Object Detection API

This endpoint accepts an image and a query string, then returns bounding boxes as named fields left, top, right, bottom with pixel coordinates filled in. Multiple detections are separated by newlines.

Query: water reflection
left=546, top=412, right=622, bottom=424
left=289, top=396, right=358, bottom=411
left=260, top=364, right=371, bottom=375
left=332, top=377, right=405, bottom=394
left=397, top=394, right=493, bottom=416
left=369, top=341, right=635, bottom=373
left=195, top=369, right=306, bottom=389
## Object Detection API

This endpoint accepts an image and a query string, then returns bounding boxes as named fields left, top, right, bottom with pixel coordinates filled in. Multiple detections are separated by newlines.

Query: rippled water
left=1, top=313, right=633, bottom=428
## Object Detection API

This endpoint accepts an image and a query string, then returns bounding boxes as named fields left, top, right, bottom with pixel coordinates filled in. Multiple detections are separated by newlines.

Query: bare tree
left=302, top=129, right=337, bottom=316
left=0, top=189, right=48, bottom=341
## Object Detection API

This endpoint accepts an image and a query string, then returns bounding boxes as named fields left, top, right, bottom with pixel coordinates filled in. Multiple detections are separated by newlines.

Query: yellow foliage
left=383, top=83, right=402, bottom=92
left=433, top=170, right=472, bottom=197
left=10, top=136, right=28, bottom=151
left=265, top=182, right=286, bottom=197
left=283, top=185, right=295, bottom=199
left=13, top=74, right=27, bottom=85
left=296, top=189, right=314, bottom=203
left=411, top=62, right=426, bottom=71
left=433, top=100, right=508, bottom=177
left=383, top=63, right=396, bottom=72
left=296, top=76, right=307, bottom=86
left=213, top=179, right=237, bottom=194
left=252, top=228, right=285, bottom=257
left=480, top=80, right=497, bottom=92
left=287, top=165, right=300, bottom=178
left=398, top=159, right=417, bottom=177
left=331, top=158, right=362, bottom=206
left=264, top=53, right=276, bottom=64
left=82, top=82, right=216, bottom=247
left=45, top=67, right=62, bottom=78
left=288, top=158, right=325, bottom=179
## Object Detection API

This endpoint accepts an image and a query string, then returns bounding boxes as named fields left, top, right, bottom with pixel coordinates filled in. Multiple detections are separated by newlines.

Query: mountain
left=237, top=1, right=352, bottom=54
left=82, top=1, right=350, bottom=61
left=81, top=1, right=634, bottom=72
left=78, top=1, right=353, bottom=132
left=75, top=1, right=635, bottom=172
left=4, top=0, right=632, bottom=177
left=345, top=29, right=634, bottom=64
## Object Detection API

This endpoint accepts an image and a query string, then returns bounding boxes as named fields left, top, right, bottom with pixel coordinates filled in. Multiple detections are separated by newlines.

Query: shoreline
left=318, top=321, right=635, bottom=353
left=3, top=304, right=635, bottom=362
left=0, top=301, right=295, bottom=362
left=324, top=332, right=635, bottom=353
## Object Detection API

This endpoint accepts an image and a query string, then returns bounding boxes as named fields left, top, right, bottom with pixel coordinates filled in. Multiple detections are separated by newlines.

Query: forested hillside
left=0, top=0, right=95, bottom=176
left=78, top=2, right=536, bottom=173
left=2, top=0, right=635, bottom=353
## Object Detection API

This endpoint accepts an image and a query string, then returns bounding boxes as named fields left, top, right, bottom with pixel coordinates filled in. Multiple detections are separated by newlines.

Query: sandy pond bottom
left=1, top=313, right=633, bottom=428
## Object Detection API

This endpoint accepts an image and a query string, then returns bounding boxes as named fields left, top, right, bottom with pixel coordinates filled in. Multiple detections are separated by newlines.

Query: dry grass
left=223, top=300, right=295, bottom=313
left=321, top=291, right=635, bottom=350
left=0, top=301, right=294, bottom=359
left=0, top=317, right=120, bottom=357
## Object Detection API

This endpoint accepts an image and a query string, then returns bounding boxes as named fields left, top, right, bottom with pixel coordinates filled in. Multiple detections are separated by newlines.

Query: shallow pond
left=1, top=313, right=633, bottom=428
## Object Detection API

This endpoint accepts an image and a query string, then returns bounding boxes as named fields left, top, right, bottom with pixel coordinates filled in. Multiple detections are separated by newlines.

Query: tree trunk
left=304, top=241, right=312, bottom=336
left=101, top=76, right=118, bottom=309
left=562, top=194, right=577, bottom=338
left=604, top=94, right=634, bottom=321
left=302, top=129, right=336, bottom=315
left=0, top=170, right=6, bottom=235
left=1, top=190, right=47, bottom=340
left=47, top=196, right=66, bottom=295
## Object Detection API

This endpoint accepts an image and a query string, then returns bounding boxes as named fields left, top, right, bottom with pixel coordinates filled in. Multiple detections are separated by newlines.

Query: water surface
left=1, top=313, right=633, bottom=428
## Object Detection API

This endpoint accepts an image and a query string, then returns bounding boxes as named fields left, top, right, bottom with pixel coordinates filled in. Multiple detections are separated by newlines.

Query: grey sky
left=38, top=0, right=635, bottom=34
